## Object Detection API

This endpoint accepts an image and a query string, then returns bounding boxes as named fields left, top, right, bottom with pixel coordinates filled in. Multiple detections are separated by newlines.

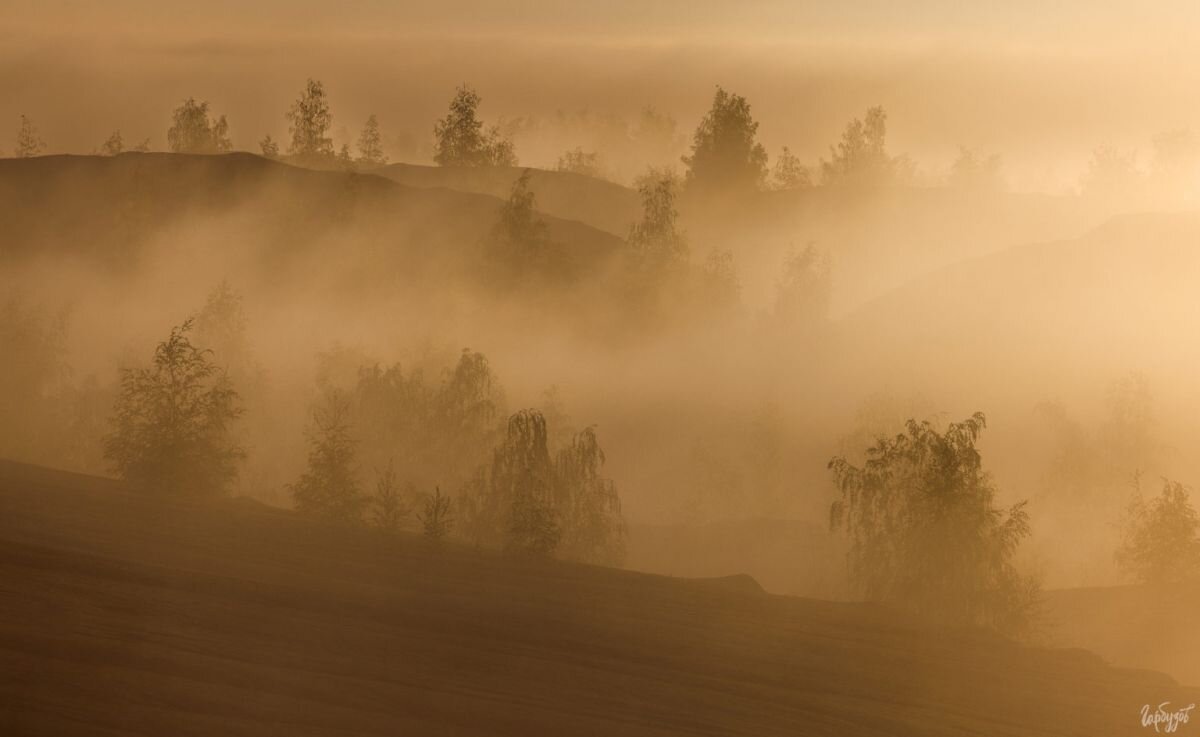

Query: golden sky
left=4, top=0, right=1200, bottom=189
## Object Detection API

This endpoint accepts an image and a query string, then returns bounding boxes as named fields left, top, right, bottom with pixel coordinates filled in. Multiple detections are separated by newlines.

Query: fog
left=3, top=3, right=1200, bottom=725
left=10, top=2, right=1200, bottom=189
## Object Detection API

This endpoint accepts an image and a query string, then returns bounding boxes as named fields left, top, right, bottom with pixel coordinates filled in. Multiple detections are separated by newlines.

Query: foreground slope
left=1045, top=583, right=1200, bottom=689
left=0, top=460, right=1193, bottom=736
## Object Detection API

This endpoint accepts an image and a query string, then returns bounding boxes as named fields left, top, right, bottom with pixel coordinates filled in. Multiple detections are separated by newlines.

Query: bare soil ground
left=0, top=459, right=1194, bottom=736
left=1045, top=583, right=1200, bottom=689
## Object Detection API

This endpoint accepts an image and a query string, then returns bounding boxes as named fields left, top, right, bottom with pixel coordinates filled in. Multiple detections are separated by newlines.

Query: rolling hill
left=675, top=184, right=1105, bottom=315
left=1045, top=582, right=1200, bottom=690
left=370, top=163, right=640, bottom=237
left=830, top=211, right=1200, bottom=400
left=0, top=458, right=1194, bottom=736
left=0, top=153, right=626, bottom=290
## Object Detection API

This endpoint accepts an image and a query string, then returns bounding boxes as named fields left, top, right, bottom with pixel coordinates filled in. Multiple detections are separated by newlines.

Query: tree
left=193, top=281, right=256, bottom=383
left=772, top=245, right=831, bottom=330
left=338, top=348, right=504, bottom=498
left=828, top=412, right=1038, bottom=632
left=259, top=134, right=279, bottom=159
left=682, top=87, right=767, bottom=193
left=167, top=99, right=232, bottom=154
left=555, top=147, right=603, bottom=178
left=370, top=461, right=411, bottom=531
left=554, top=427, right=626, bottom=565
left=419, top=487, right=454, bottom=540
left=1080, top=146, right=1144, bottom=203
left=628, top=169, right=688, bottom=269
left=948, top=146, right=1004, bottom=192
left=356, top=114, right=387, bottom=166
left=1101, top=372, right=1157, bottom=476
left=286, top=79, right=334, bottom=160
left=101, top=131, right=124, bottom=156
left=103, top=320, right=244, bottom=497
left=492, top=410, right=559, bottom=554
left=290, top=390, right=363, bottom=523
left=0, top=297, right=69, bottom=463
left=337, top=142, right=355, bottom=171
left=15, top=115, right=45, bottom=158
left=456, top=408, right=626, bottom=562
left=486, top=170, right=551, bottom=274
left=820, top=106, right=902, bottom=186
left=771, top=146, right=810, bottom=190
left=701, top=249, right=740, bottom=310
left=438, top=350, right=503, bottom=442
left=1117, top=479, right=1200, bottom=584
left=432, top=85, right=516, bottom=167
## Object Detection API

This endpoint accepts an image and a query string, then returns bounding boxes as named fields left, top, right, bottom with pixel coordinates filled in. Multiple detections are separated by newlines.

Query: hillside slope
left=831, top=211, right=1200, bottom=398
left=0, top=153, right=625, bottom=289
left=0, top=459, right=1193, bottom=736
left=370, top=163, right=639, bottom=237
left=1045, top=583, right=1200, bottom=689
left=677, top=185, right=1102, bottom=315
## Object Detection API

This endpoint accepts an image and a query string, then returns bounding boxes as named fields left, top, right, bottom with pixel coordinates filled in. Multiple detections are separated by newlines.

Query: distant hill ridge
left=0, top=152, right=626, bottom=282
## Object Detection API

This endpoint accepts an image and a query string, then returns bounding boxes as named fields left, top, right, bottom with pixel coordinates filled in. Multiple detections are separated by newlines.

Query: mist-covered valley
left=4, top=4, right=1200, bottom=734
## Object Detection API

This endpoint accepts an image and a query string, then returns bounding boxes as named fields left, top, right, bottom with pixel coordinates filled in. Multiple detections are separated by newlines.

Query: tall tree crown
left=682, top=87, right=768, bottom=193
left=167, top=99, right=232, bottom=154
left=433, top=85, right=516, bottom=167
left=287, top=79, right=334, bottom=159
left=829, top=412, right=1037, bottom=632
left=104, top=320, right=243, bottom=496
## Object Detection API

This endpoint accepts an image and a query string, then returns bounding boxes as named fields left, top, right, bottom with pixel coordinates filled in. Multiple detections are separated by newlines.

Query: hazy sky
left=5, top=1, right=1200, bottom=188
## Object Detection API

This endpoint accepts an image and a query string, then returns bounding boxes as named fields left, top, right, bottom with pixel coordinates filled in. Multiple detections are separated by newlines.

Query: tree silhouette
left=103, top=320, right=243, bottom=496
left=948, top=146, right=1004, bottom=191
left=486, top=170, right=552, bottom=276
left=682, top=87, right=767, bottom=193
left=1080, top=146, right=1143, bottom=203
left=492, top=410, right=559, bottom=554
left=433, top=85, right=516, bottom=167
left=555, top=147, right=603, bottom=178
left=701, top=249, right=740, bottom=311
left=820, top=106, right=904, bottom=186
left=772, top=245, right=831, bottom=331
left=0, top=297, right=69, bottom=463
left=554, top=427, right=626, bottom=565
left=628, top=169, right=688, bottom=270
left=100, top=131, right=124, bottom=156
left=167, top=99, right=231, bottom=154
left=259, top=134, right=279, bottom=158
left=15, top=115, right=46, bottom=158
left=419, top=487, right=454, bottom=540
left=829, top=412, right=1038, bottom=632
left=291, top=390, right=364, bottom=523
left=370, top=461, right=411, bottom=531
left=337, top=143, right=355, bottom=171
left=338, top=348, right=504, bottom=501
left=771, top=146, right=810, bottom=189
left=1117, top=479, right=1200, bottom=583
left=356, top=114, right=387, bottom=166
left=459, top=409, right=626, bottom=561
left=286, top=79, right=334, bottom=161
left=192, top=281, right=258, bottom=386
